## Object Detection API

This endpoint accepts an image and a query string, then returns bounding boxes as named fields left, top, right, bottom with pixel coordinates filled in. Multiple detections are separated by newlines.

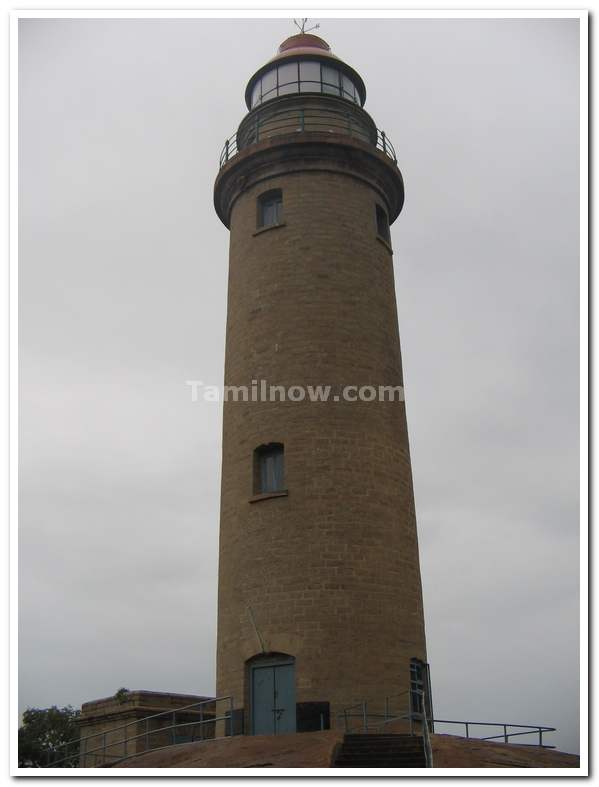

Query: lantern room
left=244, top=33, right=367, bottom=109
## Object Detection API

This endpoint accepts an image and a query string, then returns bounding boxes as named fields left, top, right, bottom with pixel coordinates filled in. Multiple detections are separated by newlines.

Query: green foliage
left=18, top=705, right=81, bottom=768
left=114, top=687, right=130, bottom=704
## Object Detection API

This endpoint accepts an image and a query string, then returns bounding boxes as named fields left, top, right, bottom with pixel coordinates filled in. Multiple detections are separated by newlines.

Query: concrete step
left=336, top=754, right=426, bottom=761
left=342, top=733, right=423, bottom=741
left=335, top=761, right=426, bottom=768
left=343, top=735, right=422, bottom=740
left=340, top=744, right=425, bottom=752
left=337, top=751, right=426, bottom=755
left=333, top=733, right=427, bottom=769
left=342, top=740, right=424, bottom=747
left=340, top=752, right=424, bottom=757
left=340, top=751, right=425, bottom=757
left=343, top=736, right=421, bottom=740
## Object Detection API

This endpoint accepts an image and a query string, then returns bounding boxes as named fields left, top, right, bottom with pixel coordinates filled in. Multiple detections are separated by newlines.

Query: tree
left=18, top=705, right=81, bottom=768
left=113, top=687, right=130, bottom=704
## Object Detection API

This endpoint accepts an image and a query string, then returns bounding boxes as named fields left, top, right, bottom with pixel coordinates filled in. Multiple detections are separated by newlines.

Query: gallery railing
left=219, top=104, right=397, bottom=168
left=45, top=695, right=235, bottom=768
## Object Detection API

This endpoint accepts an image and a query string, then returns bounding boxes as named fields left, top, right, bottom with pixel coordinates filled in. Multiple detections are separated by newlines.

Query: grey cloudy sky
left=18, top=17, right=580, bottom=754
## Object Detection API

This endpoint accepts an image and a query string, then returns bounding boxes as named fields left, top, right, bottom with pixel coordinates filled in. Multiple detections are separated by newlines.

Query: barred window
left=254, top=443, right=285, bottom=494
left=376, top=204, right=391, bottom=244
left=258, top=189, right=283, bottom=228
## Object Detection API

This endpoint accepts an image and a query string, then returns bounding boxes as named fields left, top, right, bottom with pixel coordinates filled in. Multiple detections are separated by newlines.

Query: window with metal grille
left=410, top=658, right=433, bottom=730
left=258, top=189, right=283, bottom=228
left=410, top=658, right=425, bottom=715
left=376, top=204, right=391, bottom=244
left=254, top=443, right=285, bottom=494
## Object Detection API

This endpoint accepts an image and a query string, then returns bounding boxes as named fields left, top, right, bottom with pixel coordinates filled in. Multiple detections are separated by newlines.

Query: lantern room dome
left=244, top=34, right=367, bottom=110
left=277, top=33, right=331, bottom=52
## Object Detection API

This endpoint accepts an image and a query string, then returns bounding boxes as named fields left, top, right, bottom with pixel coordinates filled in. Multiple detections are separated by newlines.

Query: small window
left=258, top=189, right=283, bottom=228
left=410, top=658, right=433, bottom=722
left=376, top=204, right=391, bottom=244
left=410, top=659, right=424, bottom=715
left=254, top=443, right=285, bottom=494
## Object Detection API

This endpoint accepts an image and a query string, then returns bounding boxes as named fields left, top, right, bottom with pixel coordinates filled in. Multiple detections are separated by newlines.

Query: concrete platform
left=109, top=730, right=579, bottom=769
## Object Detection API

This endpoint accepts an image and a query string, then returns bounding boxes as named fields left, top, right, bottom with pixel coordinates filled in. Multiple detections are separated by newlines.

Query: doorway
left=250, top=655, right=296, bottom=735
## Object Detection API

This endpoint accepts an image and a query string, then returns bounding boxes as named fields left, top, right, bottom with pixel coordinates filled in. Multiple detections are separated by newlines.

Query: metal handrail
left=46, top=695, right=235, bottom=768
left=50, top=696, right=218, bottom=762
left=338, top=690, right=414, bottom=735
left=433, top=719, right=556, bottom=748
left=337, top=689, right=433, bottom=766
left=52, top=714, right=226, bottom=768
left=338, top=690, right=555, bottom=756
left=219, top=104, right=397, bottom=169
left=420, top=690, right=434, bottom=767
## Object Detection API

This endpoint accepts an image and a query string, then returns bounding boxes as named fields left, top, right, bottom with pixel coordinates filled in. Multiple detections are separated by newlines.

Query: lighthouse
left=213, top=31, right=430, bottom=736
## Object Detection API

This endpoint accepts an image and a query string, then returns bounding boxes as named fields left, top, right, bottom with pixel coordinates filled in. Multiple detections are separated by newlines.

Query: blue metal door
left=252, top=665, right=276, bottom=735
left=251, top=660, right=296, bottom=735
left=273, top=663, right=296, bottom=734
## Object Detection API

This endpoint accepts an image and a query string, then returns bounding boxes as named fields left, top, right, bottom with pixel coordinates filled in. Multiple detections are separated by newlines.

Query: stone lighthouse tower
left=214, top=31, right=429, bottom=736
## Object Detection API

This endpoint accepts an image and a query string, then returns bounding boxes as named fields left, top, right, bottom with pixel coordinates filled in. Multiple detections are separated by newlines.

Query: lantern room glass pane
left=261, top=67, right=277, bottom=101
left=342, top=74, right=356, bottom=102
left=322, top=65, right=340, bottom=95
left=278, top=62, right=298, bottom=96
left=251, top=80, right=262, bottom=107
left=300, top=60, right=321, bottom=92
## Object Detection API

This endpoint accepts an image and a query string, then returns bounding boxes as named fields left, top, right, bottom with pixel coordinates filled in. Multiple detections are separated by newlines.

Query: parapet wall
left=78, top=690, right=215, bottom=767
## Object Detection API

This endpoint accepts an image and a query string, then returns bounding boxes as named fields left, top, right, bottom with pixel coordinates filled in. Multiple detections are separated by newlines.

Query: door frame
left=247, top=653, right=296, bottom=735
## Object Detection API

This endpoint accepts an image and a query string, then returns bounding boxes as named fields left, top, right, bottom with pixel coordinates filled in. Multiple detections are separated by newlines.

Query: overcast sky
left=18, top=17, right=580, bottom=754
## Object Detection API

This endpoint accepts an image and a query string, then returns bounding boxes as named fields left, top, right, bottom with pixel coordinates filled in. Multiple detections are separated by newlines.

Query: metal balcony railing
left=219, top=104, right=397, bottom=169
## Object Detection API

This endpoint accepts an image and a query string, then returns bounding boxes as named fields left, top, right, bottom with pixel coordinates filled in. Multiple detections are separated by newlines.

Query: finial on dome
left=279, top=19, right=329, bottom=53
left=293, top=18, right=319, bottom=35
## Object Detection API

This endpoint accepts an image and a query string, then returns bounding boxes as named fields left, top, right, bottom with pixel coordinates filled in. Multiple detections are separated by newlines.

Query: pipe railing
left=421, top=693, right=434, bottom=768
left=432, top=719, right=556, bottom=749
left=46, top=695, right=235, bottom=768
left=338, top=689, right=418, bottom=735
left=338, top=688, right=557, bottom=765
left=219, top=104, right=397, bottom=169
left=338, top=688, right=433, bottom=766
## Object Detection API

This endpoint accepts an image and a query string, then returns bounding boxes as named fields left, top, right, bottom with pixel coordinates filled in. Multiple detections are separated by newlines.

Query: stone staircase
left=333, top=733, right=427, bottom=768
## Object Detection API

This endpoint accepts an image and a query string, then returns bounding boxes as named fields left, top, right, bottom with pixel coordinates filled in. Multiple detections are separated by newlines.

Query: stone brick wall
left=215, top=129, right=427, bottom=732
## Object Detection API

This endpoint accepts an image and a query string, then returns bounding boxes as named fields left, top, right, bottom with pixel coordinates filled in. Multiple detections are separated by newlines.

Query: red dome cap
left=278, top=33, right=331, bottom=53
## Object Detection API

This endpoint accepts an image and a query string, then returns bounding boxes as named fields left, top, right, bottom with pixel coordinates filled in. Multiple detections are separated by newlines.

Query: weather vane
left=293, top=18, right=320, bottom=34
